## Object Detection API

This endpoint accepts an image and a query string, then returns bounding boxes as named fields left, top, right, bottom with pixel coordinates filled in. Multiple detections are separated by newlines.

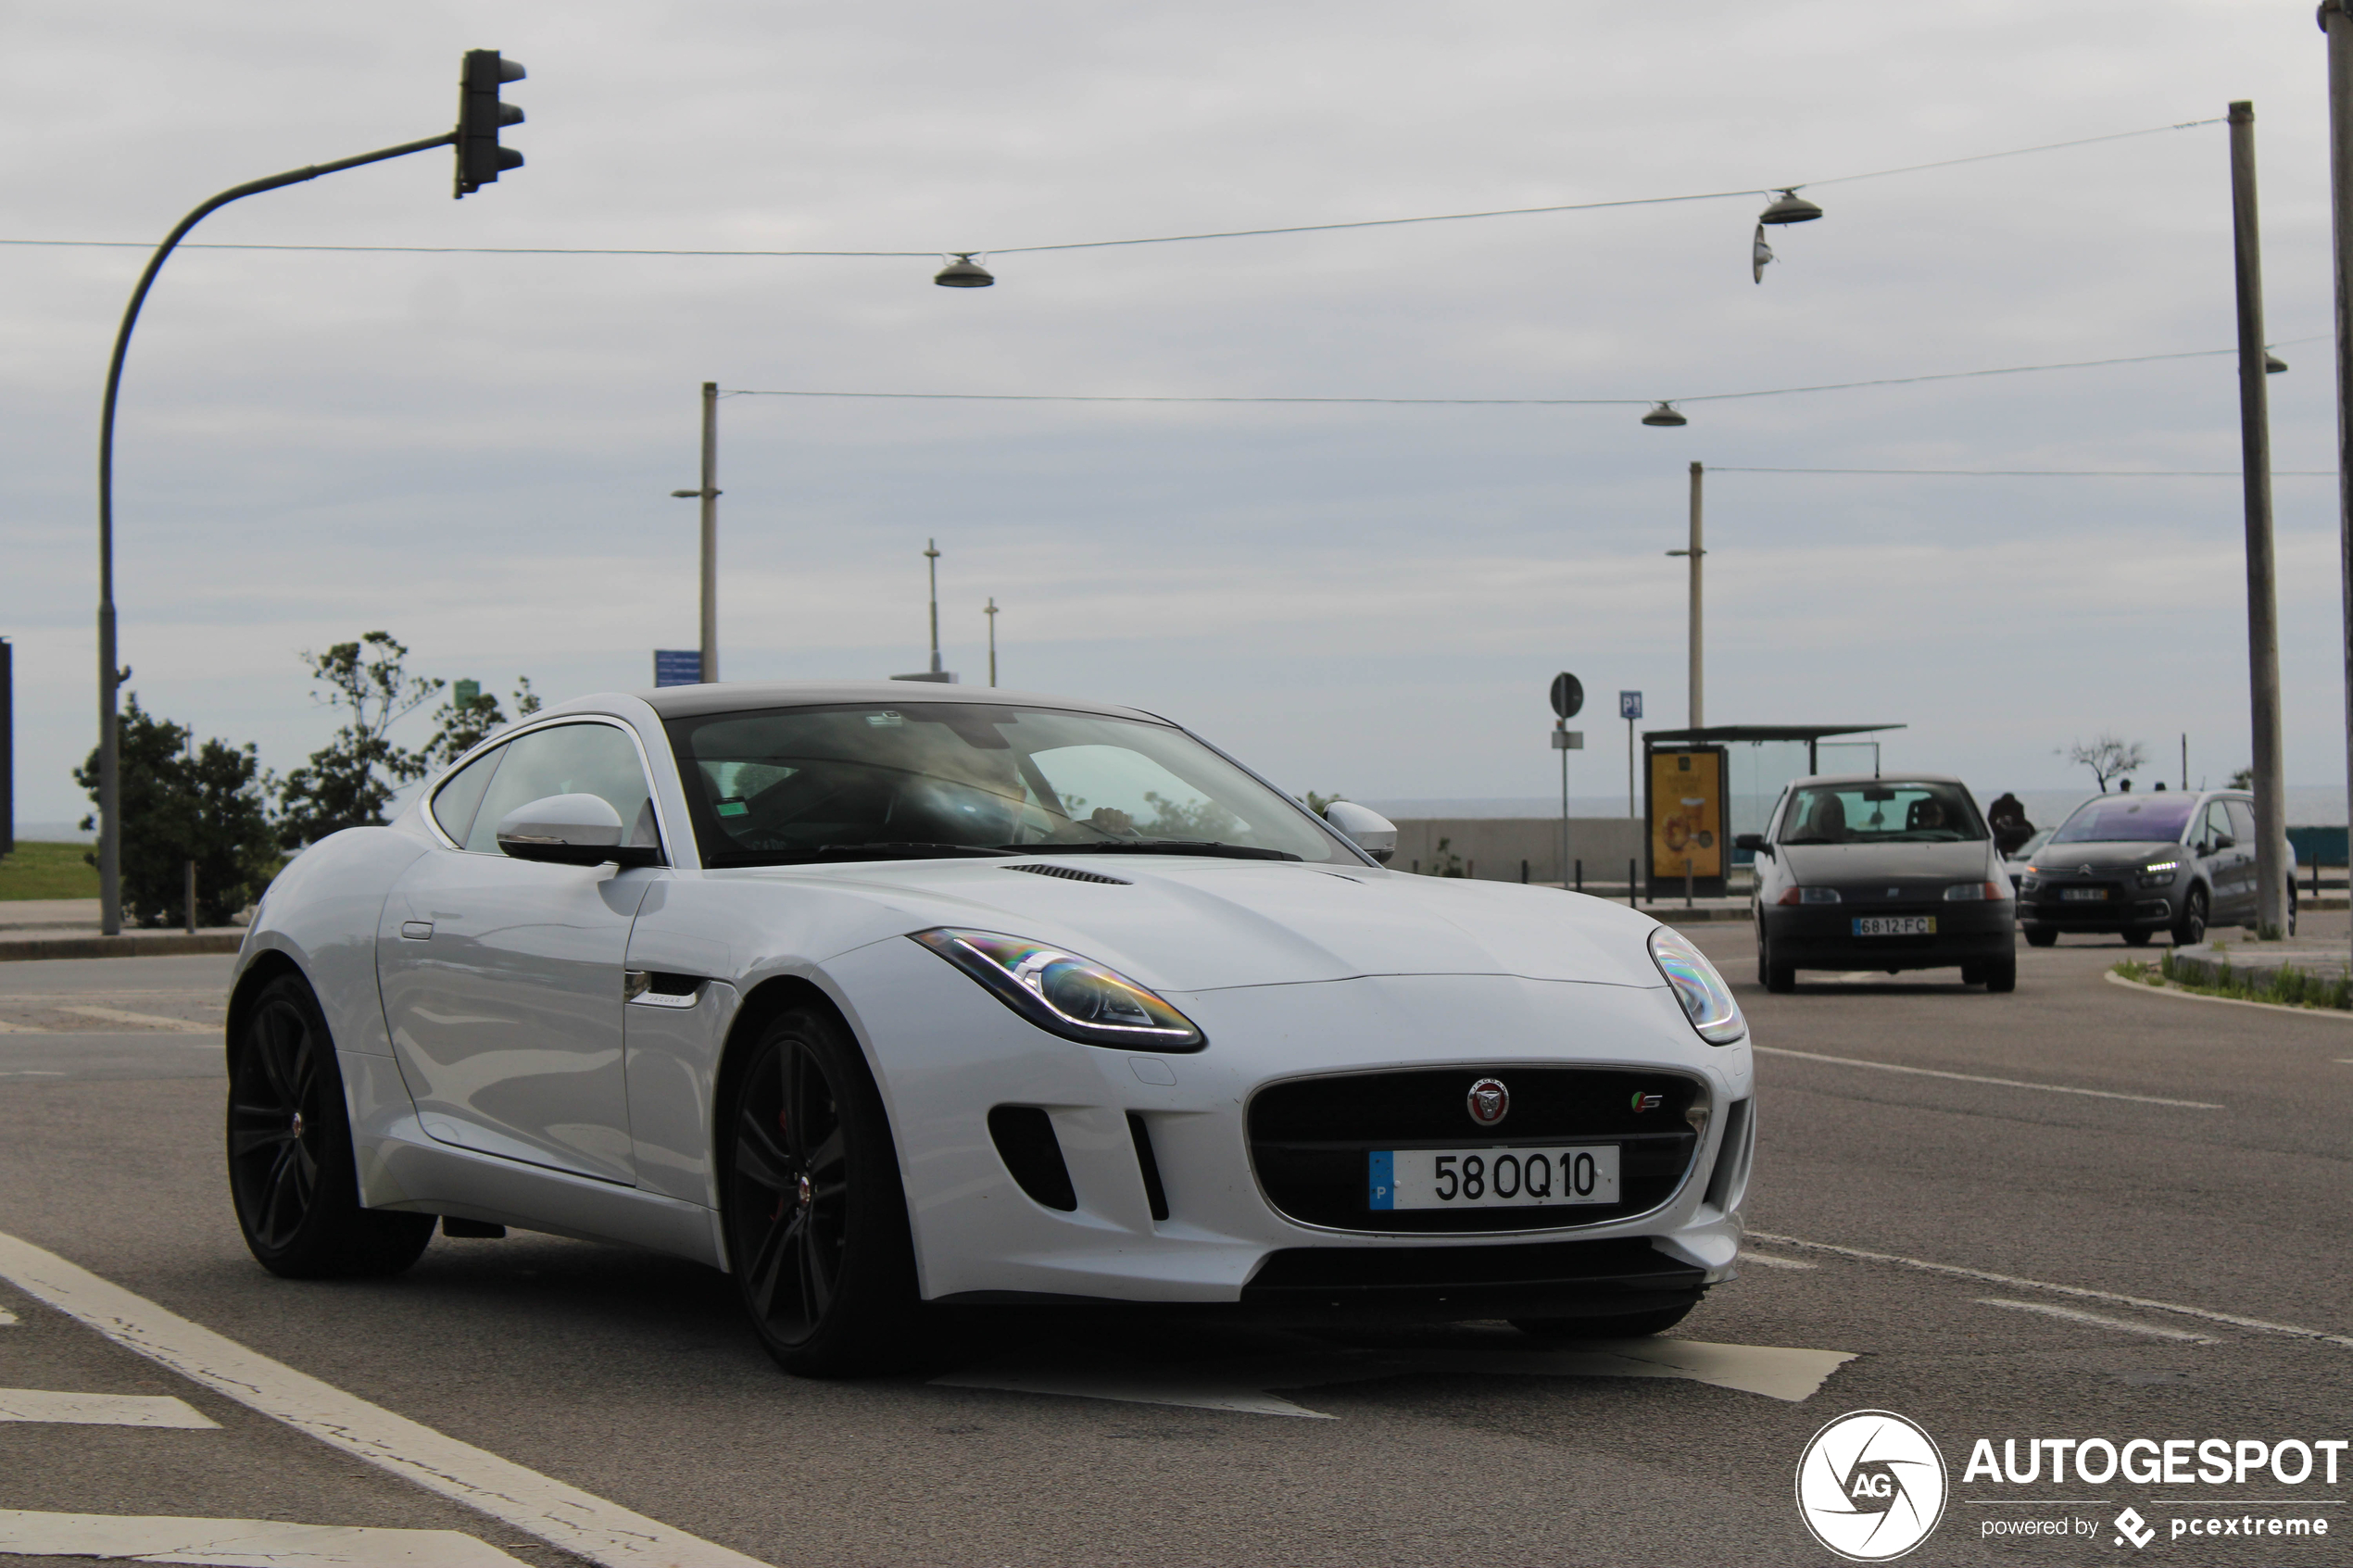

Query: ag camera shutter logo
left=1795, top=1410, right=1948, bottom=1562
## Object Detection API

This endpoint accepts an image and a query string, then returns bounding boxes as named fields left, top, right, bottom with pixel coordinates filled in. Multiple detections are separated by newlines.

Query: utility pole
left=1666, top=462, right=1705, bottom=732
left=925, top=540, right=943, bottom=675
left=985, top=597, right=999, bottom=686
left=2324, top=4, right=2353, bottom=975
left=2229, top=102, right=2290, bottom=937
left=669, top=383, right=724, bottom=681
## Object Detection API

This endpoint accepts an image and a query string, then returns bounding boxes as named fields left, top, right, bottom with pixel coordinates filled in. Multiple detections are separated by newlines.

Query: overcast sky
left=2, top=0, right=2345, bottom=824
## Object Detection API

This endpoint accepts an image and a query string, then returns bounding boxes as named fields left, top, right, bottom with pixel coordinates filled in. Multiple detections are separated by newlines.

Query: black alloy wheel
left=2172, top=888, right=2208, bottom=948
left=227, top=974, right=434, bottom=1278
left=722, top=1006, right=919, bottom=1377
left=1513, top=1299, right=1696, bottom=1339
left=2023, top=928, right=2057, bottom=948
left=2121, top=929, right=2152, bottom=947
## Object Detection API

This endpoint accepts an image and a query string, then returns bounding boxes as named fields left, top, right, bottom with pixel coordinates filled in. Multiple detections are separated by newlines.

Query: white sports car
left=227, top=682, right=1755, bottom=1375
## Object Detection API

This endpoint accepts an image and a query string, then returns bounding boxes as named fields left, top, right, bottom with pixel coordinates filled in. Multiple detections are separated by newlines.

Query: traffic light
left=454, top=49, right=525, bottom=198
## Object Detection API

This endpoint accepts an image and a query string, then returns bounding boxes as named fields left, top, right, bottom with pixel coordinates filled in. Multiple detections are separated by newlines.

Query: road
left=0, top=922, right=2347, bottom=1567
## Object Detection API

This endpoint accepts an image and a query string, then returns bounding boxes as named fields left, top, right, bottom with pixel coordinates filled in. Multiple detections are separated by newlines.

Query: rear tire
left=2172, top=888, right=2208, bottom=948
left=227, top=974, right=434, bottom=1279
left=1513, top=1300, right=1696, bottom=1339
left=720, top=1005, right=920, bottom=1378
left=2023, top=928, right=2057, bottom=948
left=1759, top=933, right=1795, bottom=994
left=1982, top=959, right=2018, bottom=994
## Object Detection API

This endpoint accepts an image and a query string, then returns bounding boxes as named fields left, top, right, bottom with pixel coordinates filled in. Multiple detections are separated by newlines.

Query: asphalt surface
left=0, top=922, right=2347, bottom=1567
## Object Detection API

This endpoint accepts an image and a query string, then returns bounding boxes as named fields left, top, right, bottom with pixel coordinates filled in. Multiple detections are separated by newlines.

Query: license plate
left=1852, top=915, right=1935, bottom=936
left=2059, top=887, right=2108, bottom=902
left=1368, top=1146, right=1619, bottom=1210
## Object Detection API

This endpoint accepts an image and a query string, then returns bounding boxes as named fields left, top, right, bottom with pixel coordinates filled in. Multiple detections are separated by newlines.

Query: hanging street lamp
left=1642, top=402, right=1689, bottom=428
left=935, top=254, right=995, bottom=287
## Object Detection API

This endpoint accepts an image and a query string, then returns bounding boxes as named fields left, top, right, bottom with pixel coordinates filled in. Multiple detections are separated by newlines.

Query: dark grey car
left=2015, top=789, right=2293, bottom=947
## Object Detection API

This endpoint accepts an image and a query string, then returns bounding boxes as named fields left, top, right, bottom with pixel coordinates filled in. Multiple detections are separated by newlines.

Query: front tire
left=228, top=974, right=434, bottom=1279
left=2172, top=888, right=2208, bottom=948
left=720, top=1005, right=919, bottom=1378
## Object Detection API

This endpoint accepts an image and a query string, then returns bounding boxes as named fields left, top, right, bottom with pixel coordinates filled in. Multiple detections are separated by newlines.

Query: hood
left=732, top=858, right=1667, bottom=994
left=2021, top=839, right=2181, bottom=872
left=1778, top=839, right=1995, bottom=884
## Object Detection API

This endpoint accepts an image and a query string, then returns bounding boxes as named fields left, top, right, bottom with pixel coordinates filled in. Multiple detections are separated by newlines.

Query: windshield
left=664, top=702, right=1352, bottom=867
left=1777, top=781, right=1986, bottom=845
left=2049, top=796, right=2197, bottom=845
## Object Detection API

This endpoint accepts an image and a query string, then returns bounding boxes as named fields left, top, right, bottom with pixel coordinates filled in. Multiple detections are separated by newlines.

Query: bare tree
left=2063, top=734, right=2146, bottom=794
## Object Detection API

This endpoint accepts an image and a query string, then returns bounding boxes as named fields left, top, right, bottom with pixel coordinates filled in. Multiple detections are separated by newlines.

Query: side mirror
left=1323, top=800, right=1398, bottom=864
left=496, top=794, right=662, bottom=868
left=1734, top=833, right=1771, bottom=857
left=2208, top=835, right=2233, bottom=854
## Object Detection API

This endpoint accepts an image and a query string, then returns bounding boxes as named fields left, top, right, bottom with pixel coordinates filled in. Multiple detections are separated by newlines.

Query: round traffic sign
left=1549, top=672, right=1584, bottom=720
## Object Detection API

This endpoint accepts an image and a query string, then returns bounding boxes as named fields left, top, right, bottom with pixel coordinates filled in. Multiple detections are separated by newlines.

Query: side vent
left=1703, top=1098, right=1754, bottom=1212
left=1005, top=864, right=1132, bottom=884
left=1126, top=1112, right=1170, bottom=1223
left=988, top=1106, right=1077, bottom=1211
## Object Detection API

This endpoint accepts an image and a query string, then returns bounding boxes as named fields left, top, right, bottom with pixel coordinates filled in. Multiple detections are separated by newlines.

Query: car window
left=2199, top=801, right=2233, bottom=850
left=463, top=722, right=660, bottom=854
left=663, top=702, right=1347, bottom=866
left=1776, top=782, right=1984, bottom=845
left=2050, top=796, right=2198, bottom=845
left=2224, top=799, right=2257, bottom=847
left=430, top=745, right=506, bottom=846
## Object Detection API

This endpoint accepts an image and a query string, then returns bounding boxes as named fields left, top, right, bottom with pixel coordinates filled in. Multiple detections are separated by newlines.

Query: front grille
left=1248, top=1068, right=1700, bottom=1233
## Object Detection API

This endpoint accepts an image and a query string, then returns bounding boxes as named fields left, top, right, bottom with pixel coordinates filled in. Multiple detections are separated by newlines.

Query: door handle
left=400, top=921, right=434, bottom=940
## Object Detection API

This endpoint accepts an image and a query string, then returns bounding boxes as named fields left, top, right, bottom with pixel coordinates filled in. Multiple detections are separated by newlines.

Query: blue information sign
left=653, top=649, right=701, bottom=687
left=1619, top=690, right=1643, bottom=721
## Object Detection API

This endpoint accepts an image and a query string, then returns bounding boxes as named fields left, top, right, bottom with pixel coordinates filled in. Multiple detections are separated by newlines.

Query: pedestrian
left=1986, top=792, right=2034, bottom=856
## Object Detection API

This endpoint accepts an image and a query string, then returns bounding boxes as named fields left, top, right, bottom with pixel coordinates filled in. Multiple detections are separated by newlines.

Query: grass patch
left=2114, top=949, right=2353, bottom=1011
left=0, top=841, right=98, bottom=902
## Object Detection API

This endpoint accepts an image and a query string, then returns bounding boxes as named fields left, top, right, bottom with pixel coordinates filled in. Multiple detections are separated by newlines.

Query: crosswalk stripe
left=0, top=1387, right=217, bottom=1427
left=0, top=1230, right=770, bottom=1568
left=0, top=1510, right=529, bottom=1566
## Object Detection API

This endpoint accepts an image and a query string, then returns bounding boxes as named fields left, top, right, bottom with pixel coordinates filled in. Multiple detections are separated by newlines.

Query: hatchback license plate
left=2059, top=887, right=2108, bottom=902
left=1852, top=915, right=1935, bottom=936
left=1368, top=1146, right=1619, bottom=1210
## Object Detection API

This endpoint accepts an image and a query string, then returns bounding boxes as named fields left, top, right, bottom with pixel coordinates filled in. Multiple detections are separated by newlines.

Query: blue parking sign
left=1619, top=690, right=1643, bottom=721
left=654, top=649, right=701, bottom=687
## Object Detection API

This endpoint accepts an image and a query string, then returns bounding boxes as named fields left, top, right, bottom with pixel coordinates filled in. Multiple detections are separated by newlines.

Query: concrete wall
left=1389, top=817, right=1645, bottom=885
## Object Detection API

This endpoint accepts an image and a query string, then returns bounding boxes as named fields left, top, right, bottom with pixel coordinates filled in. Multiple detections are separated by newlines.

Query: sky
left=3, top=0, right=2347, bottom=826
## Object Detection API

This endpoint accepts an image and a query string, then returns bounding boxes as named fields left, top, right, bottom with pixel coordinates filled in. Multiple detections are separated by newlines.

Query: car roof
left=624, top=680, right=1170, bottom=725
left=1785, top=771, right=1969, bottom=790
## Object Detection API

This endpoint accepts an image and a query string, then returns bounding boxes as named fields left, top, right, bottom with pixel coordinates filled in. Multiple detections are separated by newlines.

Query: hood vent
left=1006, top=863, right=1132, bottom=884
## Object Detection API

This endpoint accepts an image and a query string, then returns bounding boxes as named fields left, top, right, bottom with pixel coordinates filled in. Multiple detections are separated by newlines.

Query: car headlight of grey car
left=2138, top=859, right=2183, bottom=887
left=1647, top=927, right=1747, bottom=1046
left=912, top=928, right=1206, bottom=1050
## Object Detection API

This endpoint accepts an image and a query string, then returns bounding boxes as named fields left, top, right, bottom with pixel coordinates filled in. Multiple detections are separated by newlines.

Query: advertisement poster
left=1651, top=746, right=1726, bottom=881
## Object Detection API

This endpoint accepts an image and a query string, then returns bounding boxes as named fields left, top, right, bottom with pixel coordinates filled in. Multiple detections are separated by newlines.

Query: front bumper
left=821, top=937, right=1755, bottom=1319
left=2017, top=880, right=2178, bottom=933
left=1760, top=900, right=2016, bottom=972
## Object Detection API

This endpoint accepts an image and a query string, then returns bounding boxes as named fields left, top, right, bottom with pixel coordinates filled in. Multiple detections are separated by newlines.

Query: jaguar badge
left=1466, top=1077, right=1509, bottom=1128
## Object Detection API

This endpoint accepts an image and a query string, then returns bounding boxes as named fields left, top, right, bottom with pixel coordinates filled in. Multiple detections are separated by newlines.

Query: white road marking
left=53, top=1005, right=215, bottom=1033
left=0, top=1387, right=219, bottom=1427
left=0, top=1309, right=17, bottom=1325
left=1977, top=1298, right=2217, bottom=1344
left=2102, top=969, right=2353, bottom=1021
left=0, top=1510, right=528, bottom=1566
left=1741, top=1252, right=1818, bottom=1270
left=1750, top=1230, right=2353, bottom=1348
left=935, top=1336, right=1857, bottom=1416
left=1755, top=1045, right=2222, bottom=1109
left=0, top=1230, right=770, bottom=1568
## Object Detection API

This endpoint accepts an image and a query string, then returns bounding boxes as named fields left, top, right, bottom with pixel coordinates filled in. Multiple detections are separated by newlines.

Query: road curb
left=0, top=933, right=243, bottom=963
left=2100, top=968, right=2353, bottom=1022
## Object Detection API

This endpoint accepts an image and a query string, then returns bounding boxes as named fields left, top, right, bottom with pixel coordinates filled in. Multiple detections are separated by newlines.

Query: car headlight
left=1648, top=927, right=1747, bottom=1046
left=2138, top=859, right=2182, bottom=887
left=912, top=928, right=1205, bottom=1051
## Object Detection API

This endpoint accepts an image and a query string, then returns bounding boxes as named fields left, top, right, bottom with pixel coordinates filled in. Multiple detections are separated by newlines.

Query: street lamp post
left=2325, top=3, right=2353, bottom=975
left=1666, top=461, right=1705, bottom=732
left=925, top=540, right=944, bottom=676
left=94, top=54, right=524, bottom=935
left=2227, top=102, right=2290, bottom=938
left=985, top=597, right=999, bottom=686
left=669, top=383, right=723, bottom=683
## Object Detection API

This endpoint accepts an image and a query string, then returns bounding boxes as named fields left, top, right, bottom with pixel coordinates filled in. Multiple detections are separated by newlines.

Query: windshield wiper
left=1003, top=840, right=1302, bottom=862
left=708, top=843, right=1017, bottom=867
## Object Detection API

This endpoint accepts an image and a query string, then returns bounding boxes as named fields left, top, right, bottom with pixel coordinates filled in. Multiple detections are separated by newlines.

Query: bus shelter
left=1640, top=724, right=1904, bottom=899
